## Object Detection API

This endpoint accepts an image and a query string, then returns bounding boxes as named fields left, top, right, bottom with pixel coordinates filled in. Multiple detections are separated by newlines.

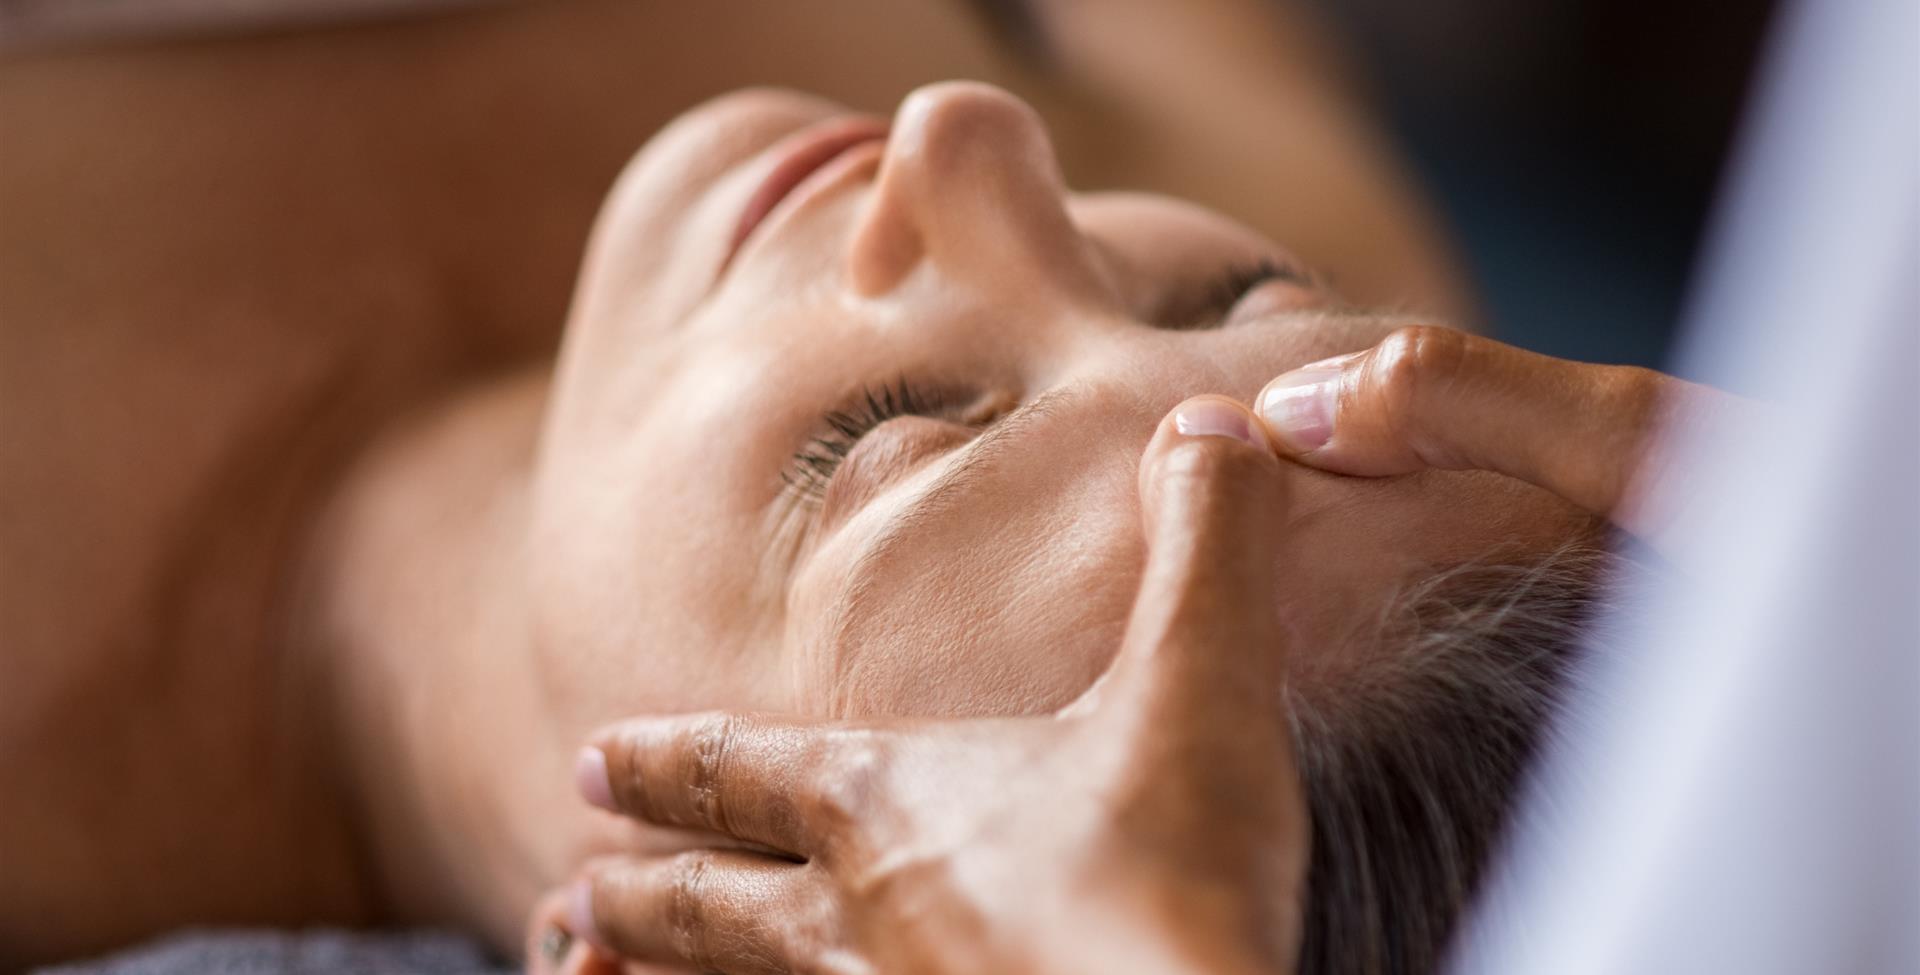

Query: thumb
left=1100, top=395, right=1294, bottom=726
left=1253, top=325, right=1691, bottom=533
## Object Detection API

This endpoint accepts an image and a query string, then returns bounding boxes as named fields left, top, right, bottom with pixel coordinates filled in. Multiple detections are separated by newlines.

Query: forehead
left=772, top=371, right=1589, bottom=720
left=539, top=120, right=1589, bottom=716
left=537, top=299, right=1587, bottom=728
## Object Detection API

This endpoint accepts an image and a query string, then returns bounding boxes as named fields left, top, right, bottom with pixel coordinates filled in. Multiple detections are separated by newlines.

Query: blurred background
left=0, top=2, right=1837, bottom=968
left=1, top=0, right=1778, bottom=368
left=1320, top=0, right=1776, bottom=366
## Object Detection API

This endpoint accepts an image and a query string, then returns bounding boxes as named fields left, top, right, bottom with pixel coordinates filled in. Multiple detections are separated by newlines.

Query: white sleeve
left=1454, top=0, right=1920, bottom=972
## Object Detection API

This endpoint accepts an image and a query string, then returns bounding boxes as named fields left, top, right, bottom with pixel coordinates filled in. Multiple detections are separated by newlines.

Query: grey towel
left=31, top=929, right=515, bottom=975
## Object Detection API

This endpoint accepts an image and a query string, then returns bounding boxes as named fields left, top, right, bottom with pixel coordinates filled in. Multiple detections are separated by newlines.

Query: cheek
left=818, top=553, right=1141, bottom=719
left=525, top=418, right=789, bottom=722
left=795, top=478, right=1146, bottom=719
left=524, top=472, right=708, bottom=717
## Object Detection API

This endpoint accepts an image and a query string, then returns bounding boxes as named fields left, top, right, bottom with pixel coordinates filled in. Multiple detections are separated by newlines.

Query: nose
left=847, top=82, right=1109, bottom=300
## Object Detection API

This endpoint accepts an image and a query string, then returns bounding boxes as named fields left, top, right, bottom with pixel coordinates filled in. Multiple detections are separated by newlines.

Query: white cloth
left=1455, top=0, right=1920, bottom=972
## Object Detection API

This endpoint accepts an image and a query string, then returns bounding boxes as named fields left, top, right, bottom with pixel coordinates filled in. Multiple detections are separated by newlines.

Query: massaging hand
left=1253, top=325, right=1745, bottom=548
left=527, top=399, right=1310, bottom=975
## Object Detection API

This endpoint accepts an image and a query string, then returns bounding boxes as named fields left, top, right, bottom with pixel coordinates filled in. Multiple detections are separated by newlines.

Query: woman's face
left=530, top=82, right=1580, bottom=724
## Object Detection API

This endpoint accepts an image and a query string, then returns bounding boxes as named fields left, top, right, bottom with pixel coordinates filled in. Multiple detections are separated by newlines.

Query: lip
left=722, top=116, right=890, bottom=273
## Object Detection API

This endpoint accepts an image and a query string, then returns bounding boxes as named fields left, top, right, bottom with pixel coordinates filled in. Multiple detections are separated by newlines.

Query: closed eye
left=1159, top=257, right=1313, bottom=331
left=783, top=380, right=948, bottom=502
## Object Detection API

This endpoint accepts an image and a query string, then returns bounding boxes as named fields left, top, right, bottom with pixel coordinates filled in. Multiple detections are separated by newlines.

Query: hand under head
left=539, top=398, right=1311, bottom=975
left=521, top=81, right=1613, bottom=974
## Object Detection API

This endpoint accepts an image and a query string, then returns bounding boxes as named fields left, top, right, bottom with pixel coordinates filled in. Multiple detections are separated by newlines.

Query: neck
left=299, top=366, right=579, bottom=947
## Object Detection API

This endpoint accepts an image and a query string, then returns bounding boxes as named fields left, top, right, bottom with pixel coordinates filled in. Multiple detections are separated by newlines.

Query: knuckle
left=806, top=732, right=888, bottom=838
left=1153, top=437, right=1274, bottom=528
left=1370, top=324, right=1466, bottom=437
left=1620, top=365, right=1669, bottom=418
left=1158, top=435, right=1270, bottom=492
left=681, top=712, right=745, bottom=831
left=664, top=852, right=719, bottom=970
left=846, top=846, right=959, bottom=918
left=787, top=866, right=858, bottom=975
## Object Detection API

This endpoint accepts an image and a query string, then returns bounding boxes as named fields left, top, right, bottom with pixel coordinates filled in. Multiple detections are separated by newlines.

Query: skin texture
left=0, top=0, right=1472, bottom=963
left=519, top=80, right=1580, bottom=736
left=0, top=5, right=1531, bottom=964
left=29, top=79, right=1578, bottom=961
left=462, top=81, right=1593, bottom=970
left=319, top=79, right=1592, bottom=956
left=530, top=333, right=1740, bottom=975
left=550, top=400, right=1314, bottom=975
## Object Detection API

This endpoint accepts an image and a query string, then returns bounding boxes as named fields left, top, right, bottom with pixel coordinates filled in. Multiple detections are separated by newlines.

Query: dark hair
left=1287, top=541, right=1616, bottom=975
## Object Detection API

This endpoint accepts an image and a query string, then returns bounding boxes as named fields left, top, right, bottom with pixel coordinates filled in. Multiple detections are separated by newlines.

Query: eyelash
left=782, top=260, right=1301, bottom=500
left=1184, top=258, right=1306, bottom=329
left=784, top=379, right=945, bottom=501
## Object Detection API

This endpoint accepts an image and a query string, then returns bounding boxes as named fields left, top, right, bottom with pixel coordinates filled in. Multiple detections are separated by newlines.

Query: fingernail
left=567, top=876, right=604, bottom=949
left=1172, top=398, right=1266, bottom=449
left=574, top=746, right=617, bottom=812
left=1257, top=368, right=1339, bottom=451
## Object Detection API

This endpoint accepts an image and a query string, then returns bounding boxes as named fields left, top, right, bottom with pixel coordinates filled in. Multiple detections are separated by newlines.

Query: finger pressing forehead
left=1110, top=396, right=1294, bottom=720
left=1136, top=396, right=1289, bottom=617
